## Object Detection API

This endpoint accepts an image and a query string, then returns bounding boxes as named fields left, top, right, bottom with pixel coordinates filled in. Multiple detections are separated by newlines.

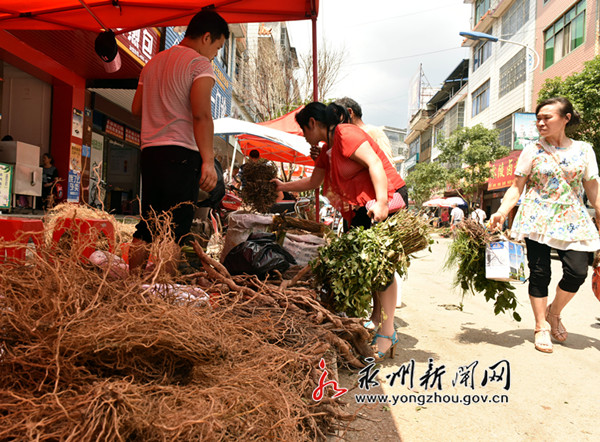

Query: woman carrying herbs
left=490, top=97, right=600, bottom=354
left=273, top=102, right=407, bottom=361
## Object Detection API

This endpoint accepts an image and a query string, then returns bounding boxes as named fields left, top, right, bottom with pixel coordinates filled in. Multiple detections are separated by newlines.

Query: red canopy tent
left=236, top=106, right=313, bottom=165
left=0, top=1, right=319, bottom=32
left=258, top=106, right=304, bottom=136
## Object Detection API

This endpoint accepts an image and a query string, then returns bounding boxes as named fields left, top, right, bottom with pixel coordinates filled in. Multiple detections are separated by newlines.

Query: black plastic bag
left=224, top=232, right=296, bottom=278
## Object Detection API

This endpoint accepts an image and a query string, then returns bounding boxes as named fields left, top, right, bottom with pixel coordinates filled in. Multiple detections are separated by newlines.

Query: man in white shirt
left=450, top=203, right=465, bottom=226
left=471, top=203, right=486, bottom=225
left=129, top=9, right=229, bottom=275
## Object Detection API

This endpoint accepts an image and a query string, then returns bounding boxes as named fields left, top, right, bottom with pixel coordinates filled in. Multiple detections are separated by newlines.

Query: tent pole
left=229, top=136, right=238, bottom=182
left=311, top=7, right=320, bottom=222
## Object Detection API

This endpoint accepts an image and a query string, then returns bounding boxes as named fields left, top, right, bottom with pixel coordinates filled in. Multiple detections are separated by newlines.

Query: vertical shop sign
left=0, top=162, right=13, bottom=209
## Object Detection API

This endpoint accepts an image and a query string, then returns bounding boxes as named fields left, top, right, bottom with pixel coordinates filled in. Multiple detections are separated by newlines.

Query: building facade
left=533, top=0, right=598, bottom=104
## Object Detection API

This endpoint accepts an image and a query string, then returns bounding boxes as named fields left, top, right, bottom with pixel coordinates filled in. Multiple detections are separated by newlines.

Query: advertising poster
left=90, top=133, right=105, bottom=205
left=67, top=169, right=81, bottom=203
left=72, top=108, right=83, bottom=139
left=70, top=142, right=82, bottom=172
left=513, top=112, right=538, bottom=150
left=0, top=162, right=13, bottom=209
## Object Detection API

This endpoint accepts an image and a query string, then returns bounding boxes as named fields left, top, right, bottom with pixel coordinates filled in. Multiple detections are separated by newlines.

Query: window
left=501, top=0, right=530, bottom=41
left=499, top=48, right=526, bottom=98
left=544, top=0, right=586, bottom=69
left=433, top=122, right=445, bottom=145
left=475, top=0, right=491, bottom=24
left=473, top=38, right=492, bottom=71
left=495, top=115, right=513, bottom=148
left=472, top=80, right=490, bottom=117
left=409, top=139, right=420, bottom=157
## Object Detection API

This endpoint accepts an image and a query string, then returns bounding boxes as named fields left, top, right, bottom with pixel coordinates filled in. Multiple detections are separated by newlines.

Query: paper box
left=485, top=240, right=526, bottom=282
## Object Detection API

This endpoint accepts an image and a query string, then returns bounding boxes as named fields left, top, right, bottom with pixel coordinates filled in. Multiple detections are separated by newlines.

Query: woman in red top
left=274, top=102, right=407, bottom=360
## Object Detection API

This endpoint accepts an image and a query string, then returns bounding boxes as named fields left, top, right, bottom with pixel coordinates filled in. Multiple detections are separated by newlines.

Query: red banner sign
left=105, top=119, right=124, bottom=139
left=125, top=127, right=140, bottom=146
left=488, top=150, right=521, bottom=191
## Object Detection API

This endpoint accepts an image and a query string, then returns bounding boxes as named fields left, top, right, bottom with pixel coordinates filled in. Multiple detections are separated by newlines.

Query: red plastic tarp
left=0, top=0, right=319, bottom=32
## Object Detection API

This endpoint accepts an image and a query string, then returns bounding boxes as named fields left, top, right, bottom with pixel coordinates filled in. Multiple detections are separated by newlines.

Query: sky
left=287, top=0, right=472, bottom=129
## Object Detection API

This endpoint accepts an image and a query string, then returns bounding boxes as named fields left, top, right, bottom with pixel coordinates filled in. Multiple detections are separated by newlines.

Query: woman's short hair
left=536, top=97, right=581, bottom=127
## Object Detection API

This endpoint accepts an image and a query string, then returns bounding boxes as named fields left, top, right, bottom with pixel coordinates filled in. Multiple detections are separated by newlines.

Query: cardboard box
left=485, top=240, right=526, bottom=282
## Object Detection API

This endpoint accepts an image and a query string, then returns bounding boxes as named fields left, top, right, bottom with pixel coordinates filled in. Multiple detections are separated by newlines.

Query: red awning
left=257, top=106, right=304, bottom=136
left=0, top=1, right=319, bottom=33
left=236, top=106, right=313, bottom=165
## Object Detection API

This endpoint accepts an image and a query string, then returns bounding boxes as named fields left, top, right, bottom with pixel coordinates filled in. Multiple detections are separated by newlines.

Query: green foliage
left=311, top=211, right=431, bottom=318
left=538, top=56, right=600, bottom=166
left=437, top=125, right=509, bottom=201
left=445, top=226, right=521, bottom=321
left=404, top=162, right=448, bottom=206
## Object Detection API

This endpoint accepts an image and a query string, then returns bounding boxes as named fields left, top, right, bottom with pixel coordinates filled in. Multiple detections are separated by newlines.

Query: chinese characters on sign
left=116, top=28, right=160, bottom=66
left=488, top=150, right=521, bottom=191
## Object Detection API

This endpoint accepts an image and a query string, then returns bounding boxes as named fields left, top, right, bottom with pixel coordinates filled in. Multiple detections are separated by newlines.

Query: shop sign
left=125, top=128, right=140, bottom=146
left=210, top=58, right=232, bottom=119
left=0, top=162, right=13, bottom=209
left=513, top=113, right=538, bottom=151
left=116, top=28, right=160, bottom=66
left=105, top=119, right=124, bottom=139
left=488, top=150, right=521, bottom=191
left=67, top=170, right=81, bottom=203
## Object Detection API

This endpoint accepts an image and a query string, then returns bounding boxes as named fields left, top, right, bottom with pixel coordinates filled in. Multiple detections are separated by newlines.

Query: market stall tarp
left=422, top=197, right=467, bottom=208
left=257, top=106, right=304, bottom=136
left=213, top=117, right=313, bottom=165
left=0, top=1, right=319, bottom=32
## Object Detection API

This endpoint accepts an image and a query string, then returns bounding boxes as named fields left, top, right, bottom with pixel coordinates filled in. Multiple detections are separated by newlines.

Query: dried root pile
left=240, top=160, right=279, bottom=213
left=0, top=217, right=370, bottom=440
left=445, top=218, right=521, bottom=321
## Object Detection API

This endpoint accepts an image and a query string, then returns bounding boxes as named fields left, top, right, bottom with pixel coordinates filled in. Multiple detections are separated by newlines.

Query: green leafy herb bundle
left=445, top=219, right=522, bottom=321
left=311, top=210, right=431, bottom=318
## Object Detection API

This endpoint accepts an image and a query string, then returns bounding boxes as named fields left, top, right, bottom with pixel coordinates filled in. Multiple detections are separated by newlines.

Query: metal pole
left=311, top=10, right=320, bottom=221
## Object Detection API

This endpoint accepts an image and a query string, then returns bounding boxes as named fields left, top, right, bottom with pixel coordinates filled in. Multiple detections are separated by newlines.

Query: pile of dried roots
left=240, top=160, right=279, bottom=213
left=0, top=214, right=371, bottom=440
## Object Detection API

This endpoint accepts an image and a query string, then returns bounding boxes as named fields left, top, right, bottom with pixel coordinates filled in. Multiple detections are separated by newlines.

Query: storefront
left=484, top=150, right=522, bottom=223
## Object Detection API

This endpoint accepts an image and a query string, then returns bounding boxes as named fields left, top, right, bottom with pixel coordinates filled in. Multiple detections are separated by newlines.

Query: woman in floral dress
left=490, top=97, right=600, bottom=353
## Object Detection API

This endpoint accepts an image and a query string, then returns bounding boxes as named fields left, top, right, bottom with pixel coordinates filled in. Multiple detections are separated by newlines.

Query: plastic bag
left=223, top=232, right=296, bottom=278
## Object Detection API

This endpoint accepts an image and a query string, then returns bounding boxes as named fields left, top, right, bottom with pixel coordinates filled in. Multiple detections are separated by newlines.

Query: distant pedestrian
left=450, top=203, right=464, bottom=226
left=471, top=203, right=486, bottom=225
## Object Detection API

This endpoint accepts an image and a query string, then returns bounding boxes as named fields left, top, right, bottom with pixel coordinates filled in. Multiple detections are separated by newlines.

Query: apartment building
left=533, top=0, right=598, bottom=104
left=404, top=59, right=469, bottom=172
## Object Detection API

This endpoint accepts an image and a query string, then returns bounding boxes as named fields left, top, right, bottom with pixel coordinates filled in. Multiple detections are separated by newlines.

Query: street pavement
left=360, top=235, right=600, bottom=441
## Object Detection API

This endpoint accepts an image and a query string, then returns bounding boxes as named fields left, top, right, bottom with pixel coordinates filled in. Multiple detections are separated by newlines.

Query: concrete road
left=368, top=235, right=600, bottom=441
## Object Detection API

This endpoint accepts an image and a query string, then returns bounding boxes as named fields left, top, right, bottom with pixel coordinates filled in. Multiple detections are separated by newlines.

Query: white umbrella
left=440, top=196, right=467, bottom=207
left=213, top=117, right=312, bottom=164
left=422, top=198, right=447, bottom=207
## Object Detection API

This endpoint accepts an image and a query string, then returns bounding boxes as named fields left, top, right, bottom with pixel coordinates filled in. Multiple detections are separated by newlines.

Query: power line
left=347, top=47, right=465, bottom=66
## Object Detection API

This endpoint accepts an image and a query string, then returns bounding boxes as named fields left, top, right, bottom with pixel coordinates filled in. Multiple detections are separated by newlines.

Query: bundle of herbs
left=445, top=218, right=522, bottom=321
left=240, top=159, right=279, bottom=213
left=311, top=210, right=431, bottom=318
